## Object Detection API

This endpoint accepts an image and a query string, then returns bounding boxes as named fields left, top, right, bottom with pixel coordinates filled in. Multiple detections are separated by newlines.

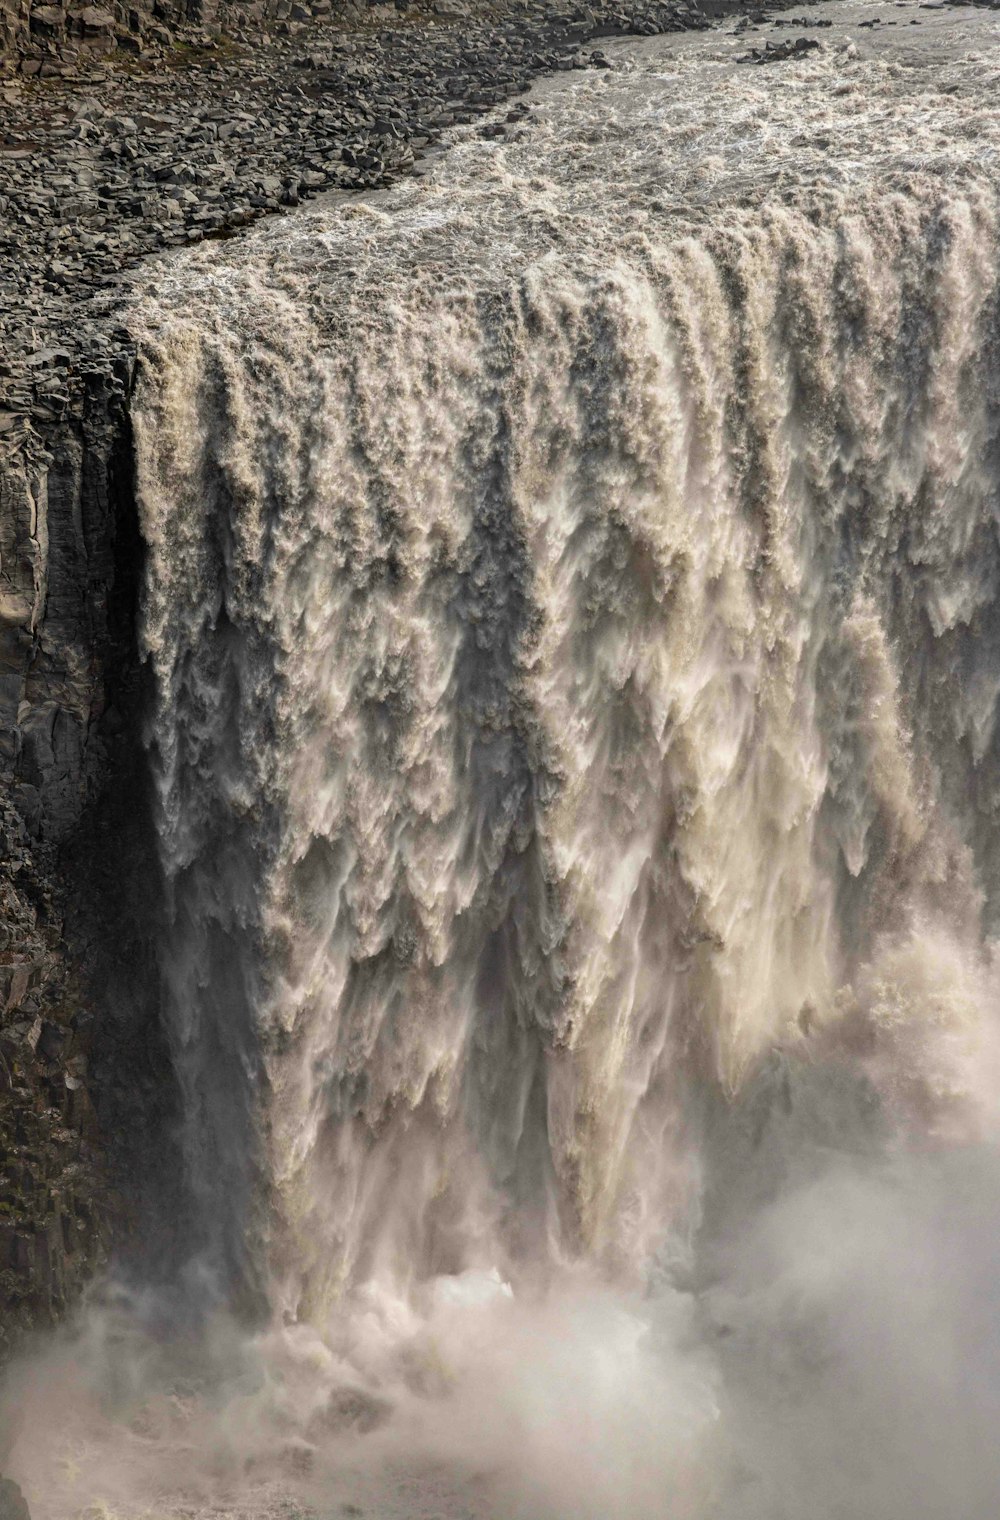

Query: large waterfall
left=133, top=8, right=1000, bottom=1306
left=9, top=9, right=1000, bottom=1519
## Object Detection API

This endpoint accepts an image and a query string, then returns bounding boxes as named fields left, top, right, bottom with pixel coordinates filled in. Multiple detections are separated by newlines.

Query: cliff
left=0, top=358, right=166, bottom=1355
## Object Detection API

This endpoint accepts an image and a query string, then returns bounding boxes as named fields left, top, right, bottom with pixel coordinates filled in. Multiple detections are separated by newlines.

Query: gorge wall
left=0, top=359, right=170, bottom=1356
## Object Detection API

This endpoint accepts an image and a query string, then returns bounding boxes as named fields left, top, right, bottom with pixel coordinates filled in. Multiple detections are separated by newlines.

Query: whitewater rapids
left=6, top=4, right=1000, bottom=1518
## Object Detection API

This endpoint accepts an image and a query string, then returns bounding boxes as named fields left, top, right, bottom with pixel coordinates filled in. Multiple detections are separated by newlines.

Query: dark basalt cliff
left=0, top=360, right=178, bottom=1355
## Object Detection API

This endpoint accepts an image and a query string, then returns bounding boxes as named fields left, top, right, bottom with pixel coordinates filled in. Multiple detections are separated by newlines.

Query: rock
left=71, top=6, right=115, bottom=35
left=739, top=34, right=821, bottom=63
left=28, top=6, right=64, bottom=37
left=0, top=1476, right=30, bottom=1520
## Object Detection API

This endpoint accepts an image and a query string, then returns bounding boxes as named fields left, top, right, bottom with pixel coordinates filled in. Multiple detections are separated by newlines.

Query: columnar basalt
left=0, top=366, right=137, bottom=1353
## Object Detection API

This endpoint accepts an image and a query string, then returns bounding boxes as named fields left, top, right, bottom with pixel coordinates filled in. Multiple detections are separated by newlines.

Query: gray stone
left=28, top=6, right=65, bottom=36
left=73, top=5, right=114, bottom=29
left=0, top=1476, right=30, bottom=1520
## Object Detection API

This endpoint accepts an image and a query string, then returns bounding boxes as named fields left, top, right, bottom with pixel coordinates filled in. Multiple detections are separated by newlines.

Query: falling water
left=8, top=7, right=1000, bottom=1518
left=132, top=1, right=1000, bottom=1304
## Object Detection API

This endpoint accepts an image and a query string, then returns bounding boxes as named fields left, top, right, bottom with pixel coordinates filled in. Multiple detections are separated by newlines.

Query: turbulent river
left=7, top=4, right=1000, bottom=1516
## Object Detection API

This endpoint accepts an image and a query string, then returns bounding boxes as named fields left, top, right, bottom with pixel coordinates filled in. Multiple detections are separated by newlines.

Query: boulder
left=69, top=5, right=114, bottom=33
left=28, top=6, right=65, bottom=36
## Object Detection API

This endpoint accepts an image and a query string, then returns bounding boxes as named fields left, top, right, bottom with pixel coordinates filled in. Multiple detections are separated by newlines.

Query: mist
left=5, top=1075, right=1000, bottom=1520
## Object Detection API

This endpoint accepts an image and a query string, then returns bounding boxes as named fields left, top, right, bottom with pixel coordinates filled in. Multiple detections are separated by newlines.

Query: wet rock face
left=0, top=384, right=184, bottom=1354
left=0, top=378, right=131, bottom=841
left=0, top=378, right=137, bottom=1356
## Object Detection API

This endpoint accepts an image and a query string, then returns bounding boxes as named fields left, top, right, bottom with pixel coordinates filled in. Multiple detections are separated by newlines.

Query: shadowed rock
left=0, top=1477, right=30, bottom=1520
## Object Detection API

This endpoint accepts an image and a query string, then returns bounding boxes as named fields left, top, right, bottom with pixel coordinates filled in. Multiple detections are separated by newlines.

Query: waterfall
left=11, top=17, right=1000, bottom=1520
left=130, top=28, right=1000, bottom=1331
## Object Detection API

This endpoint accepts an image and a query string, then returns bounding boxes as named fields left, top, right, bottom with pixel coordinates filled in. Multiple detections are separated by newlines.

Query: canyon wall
left=0, top=365, right=165, bottom=1356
